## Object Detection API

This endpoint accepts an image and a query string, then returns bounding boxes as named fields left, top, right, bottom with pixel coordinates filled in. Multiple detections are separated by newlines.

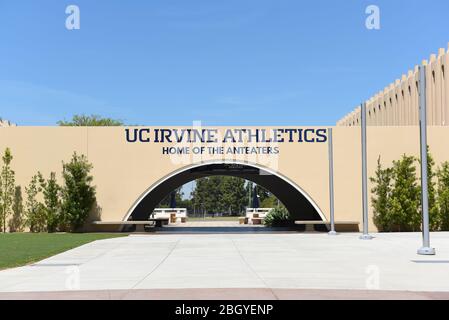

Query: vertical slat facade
left=338, top=44, right=449, bottom=127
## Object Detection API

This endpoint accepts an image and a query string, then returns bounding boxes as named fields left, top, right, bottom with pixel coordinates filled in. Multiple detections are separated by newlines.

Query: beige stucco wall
left=334, top=126, right=449, bottom=230
left=1, top=126, right=449, bottom=232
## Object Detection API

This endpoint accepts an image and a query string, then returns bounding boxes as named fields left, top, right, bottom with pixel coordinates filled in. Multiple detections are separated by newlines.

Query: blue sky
left=1, top=0, right=449, bottom=126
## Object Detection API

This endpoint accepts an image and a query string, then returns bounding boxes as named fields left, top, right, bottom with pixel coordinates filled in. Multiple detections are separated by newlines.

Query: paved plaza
left=1, top=232, right=449, bottom=299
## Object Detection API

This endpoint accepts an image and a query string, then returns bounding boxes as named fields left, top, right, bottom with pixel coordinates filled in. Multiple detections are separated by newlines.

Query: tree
left=261, top=195, right=280, bottom=208
left=437, top=162, right=449, bottom=231
left=202, top=176, right=222, bottom=214
left=57, top=114, right=124, bottom=127
left=220, top=177, right=247, bottom=215
left=370, top=157, right=393, bottom=231
left=0, top=148, right=15, bottom=233
left=8, top=186, right=24, bottom=233
left=25, top=172, right=46, bottom=233
left=389, top=155, right=421, bottom=232
left=61, top=153, right=96, bottom=231
left=42, top=172, right=61, bottom=233
left=219, top=178, right=233, bottom=214
left=191, top=178, right=209, bottom=216
left=191, top=176, right=248, bottom=216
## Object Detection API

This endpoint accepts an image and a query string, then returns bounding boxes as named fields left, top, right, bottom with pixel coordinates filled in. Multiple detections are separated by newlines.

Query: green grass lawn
left=0, top=233, right=127, bottom=270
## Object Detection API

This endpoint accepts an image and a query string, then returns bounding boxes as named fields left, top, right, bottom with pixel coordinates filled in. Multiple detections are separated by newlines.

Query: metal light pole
left=328, top=128, right=337, bottom=236
left=360, top=102, right=374, bottom=240
left=417, top=65, right=436, bottom=256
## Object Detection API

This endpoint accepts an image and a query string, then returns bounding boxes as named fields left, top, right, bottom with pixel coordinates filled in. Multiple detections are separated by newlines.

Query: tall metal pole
left=328, top=128, right=337, bottom=236
left=418, top=65, right=436, bottom=256
left=360, top=102, right=374, bottom=240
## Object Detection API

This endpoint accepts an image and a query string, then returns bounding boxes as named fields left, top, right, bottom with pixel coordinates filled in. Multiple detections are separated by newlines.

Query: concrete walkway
left=1, top=233, right=449, bottom=298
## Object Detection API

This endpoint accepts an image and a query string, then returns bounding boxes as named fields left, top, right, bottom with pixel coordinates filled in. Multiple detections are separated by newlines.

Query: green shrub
left=264, top=206, right=291, bottom=227
left=25, top=172, right=46, bottom=233
left=8, top=186, right=24, bottom=232
left=261, top=195, right=279, bottom=209
left=419, top=147, right=439, bottom=231
left=42, top=172, right=61, bottom=233
left=0, top=148, right=15, bottom=233
left=389, top=155, right=421, bottom=232
left=61, top=153, right=96, bottom=232
left=371, top=157, right=393, bottom=231
left=437, top=162, right=449, bottom=231
left=371, top=149, right=445, bottom=232
left=371, top=154, right=421, bottom=232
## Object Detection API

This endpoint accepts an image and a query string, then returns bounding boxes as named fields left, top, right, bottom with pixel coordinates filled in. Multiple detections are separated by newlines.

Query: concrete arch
left=124, top=160, right=327, bottom=222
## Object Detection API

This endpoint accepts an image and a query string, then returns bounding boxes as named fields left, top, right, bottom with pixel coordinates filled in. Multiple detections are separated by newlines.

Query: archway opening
left=158, top=176, right=281, bottom=219
left=126, top=162, right=325, bottom=223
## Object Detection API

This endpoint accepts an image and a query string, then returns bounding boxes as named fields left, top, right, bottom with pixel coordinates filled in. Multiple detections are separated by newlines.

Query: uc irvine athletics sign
left=125, top=128, right=328, bottom=144
left=125, top=128, right=329, bottom=156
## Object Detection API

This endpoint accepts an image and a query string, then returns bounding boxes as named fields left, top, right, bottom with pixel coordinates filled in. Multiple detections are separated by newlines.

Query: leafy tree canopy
left=58, top=114, right=124, bottom=127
